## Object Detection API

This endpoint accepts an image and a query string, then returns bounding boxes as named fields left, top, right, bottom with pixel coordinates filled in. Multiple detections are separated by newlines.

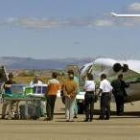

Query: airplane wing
left=119, top=60, right=140, bottom=74
left=111, top=12, right=140, bottom=17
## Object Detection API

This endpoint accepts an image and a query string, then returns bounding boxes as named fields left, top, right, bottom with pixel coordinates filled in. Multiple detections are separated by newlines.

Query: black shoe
left=44, top=118, right=51, bottom=121
left=98, top=116, right=105, bottom=120
left=117, top=112, right=123, bottom=116
left=105, top=118, right=109, bottom=120
left=1, top=115, right=5, bottom=119
left=105, top=116, right=110, bottom=120
left=73, top=116, right=78, bottom=119
left=90, top=118, right=93, bottom=122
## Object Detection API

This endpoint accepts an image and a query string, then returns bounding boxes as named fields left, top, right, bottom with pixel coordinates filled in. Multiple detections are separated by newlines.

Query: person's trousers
left=46, top=95, right=57, bottom=120
left=115, top=95, right=124, bottom=115
left=84, top=92, right=94, bottom=120
left=65, top=97, right=75, bottom=121
left=73, top=99, right=78, bottom=116
left=100, top=93, right=110, bottom=119
left=2, top=100, right=19, bottom=118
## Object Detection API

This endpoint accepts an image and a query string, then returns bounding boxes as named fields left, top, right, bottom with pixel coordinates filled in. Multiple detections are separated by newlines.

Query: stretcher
left=2, top=93, right=45, bottom=119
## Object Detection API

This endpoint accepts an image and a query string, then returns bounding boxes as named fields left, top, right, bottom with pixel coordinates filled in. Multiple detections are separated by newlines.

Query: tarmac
left=0, top=98, right=140, bottom=140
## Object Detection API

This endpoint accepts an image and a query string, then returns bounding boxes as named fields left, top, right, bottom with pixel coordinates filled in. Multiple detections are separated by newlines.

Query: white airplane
left=111, top=12, right=140, bottom=17
left=78, top=58, right=140, bottom=104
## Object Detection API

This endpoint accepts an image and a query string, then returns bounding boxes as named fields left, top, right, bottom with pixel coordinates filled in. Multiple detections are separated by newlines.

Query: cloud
left=94, top=19, right=114, bottom=27
left=1, top=10, right=140, bottom=30
left=128, top=2, right=140, bottom=12
left=7, top=18, right=59, bottom=29
left=0, top=17, right=114, bottom=29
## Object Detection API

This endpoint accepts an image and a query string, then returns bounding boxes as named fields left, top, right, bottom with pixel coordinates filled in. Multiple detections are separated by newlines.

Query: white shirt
left=84, top=80, right=95, bottom=92
left=99, top=79, right=112, bottom=93
left=29, top=80, right=43, bottom=87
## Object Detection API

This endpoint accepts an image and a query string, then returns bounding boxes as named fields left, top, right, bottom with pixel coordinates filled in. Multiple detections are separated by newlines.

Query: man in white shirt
left=29, top=74, right=42, bottom=87
left=29, top=74, right=44, bottom=118
left=84, top=73, right=96, bottom=122
left=98, top=73, right=112, bottom=120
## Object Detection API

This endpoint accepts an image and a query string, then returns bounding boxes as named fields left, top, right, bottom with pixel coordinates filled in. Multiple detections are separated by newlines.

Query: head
left=68, top=70, right=74, bottom=80
left=100, top=73, right=107, bottom=81
left=33, top=74, right=39, bottom=83
left=52, top=72, right=57, bottom=78
left=87, top=73, right=93, bottom=80
left=118, top=74, right=123, bottom=80
left=8, top=72, right=14, bottom=79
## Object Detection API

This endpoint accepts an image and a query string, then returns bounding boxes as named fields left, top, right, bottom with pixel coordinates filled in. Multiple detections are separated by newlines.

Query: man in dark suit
left=111, top=74, right=129, bottom=115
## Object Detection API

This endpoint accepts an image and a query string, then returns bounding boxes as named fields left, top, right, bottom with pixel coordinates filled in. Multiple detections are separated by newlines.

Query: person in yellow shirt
left=62, top=70, right=77, bottom=122
left=44, top=72, right=60, bottom=121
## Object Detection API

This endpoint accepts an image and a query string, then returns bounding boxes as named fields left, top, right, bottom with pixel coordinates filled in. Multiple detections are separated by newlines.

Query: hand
left=70, top=94, right=75, bottom=99
left=66, top=94, right=70, bottom=98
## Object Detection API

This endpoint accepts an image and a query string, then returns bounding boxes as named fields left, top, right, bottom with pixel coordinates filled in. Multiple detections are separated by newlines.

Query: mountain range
left=0, top=57, right=94, bottom=70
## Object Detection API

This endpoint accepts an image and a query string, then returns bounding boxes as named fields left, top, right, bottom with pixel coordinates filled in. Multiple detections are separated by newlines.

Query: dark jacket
left=111, top=79, right=129, bottom=97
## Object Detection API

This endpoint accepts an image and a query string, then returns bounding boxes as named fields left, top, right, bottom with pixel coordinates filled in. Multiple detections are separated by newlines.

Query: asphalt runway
left=0, top=99, right=140, bottom=140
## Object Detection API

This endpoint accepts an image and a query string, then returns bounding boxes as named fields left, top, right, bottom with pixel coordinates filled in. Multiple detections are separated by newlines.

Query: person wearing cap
left=1, top=72, right=18, bottom=119
left=62, top=70, right=77, bottom=122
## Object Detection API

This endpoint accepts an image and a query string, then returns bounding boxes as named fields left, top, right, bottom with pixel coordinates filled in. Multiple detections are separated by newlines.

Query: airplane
left=76, top=58, right=140, bottom=113
left=111, top=12, right=140, bottom=17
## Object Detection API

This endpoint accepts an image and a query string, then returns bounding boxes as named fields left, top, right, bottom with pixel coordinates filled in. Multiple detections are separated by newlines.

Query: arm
left=97, top=88, right=102, bottom=96
left=62, top=84, right=70, bottom=98
left=70, top=82, right=77, bottom=98
left=123, top=81, right=129, bottom=88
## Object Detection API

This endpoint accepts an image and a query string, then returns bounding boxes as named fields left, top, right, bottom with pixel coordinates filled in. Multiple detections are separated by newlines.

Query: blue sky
left=0, top=0, right=140, bottom=59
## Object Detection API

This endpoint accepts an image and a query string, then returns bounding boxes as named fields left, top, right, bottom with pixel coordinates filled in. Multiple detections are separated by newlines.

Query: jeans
left=65, top=97, right=75, bottom=121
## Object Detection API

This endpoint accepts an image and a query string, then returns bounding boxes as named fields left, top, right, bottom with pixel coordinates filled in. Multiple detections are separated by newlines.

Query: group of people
left=1, top=73, right=44, bottom=119
left=84, top=73, right=129, bottom=121
left=44, top=70, right=78, bottom=122
left=0, top=70, right=129, bottom=122
left=44, top=70, right=129, bottom=122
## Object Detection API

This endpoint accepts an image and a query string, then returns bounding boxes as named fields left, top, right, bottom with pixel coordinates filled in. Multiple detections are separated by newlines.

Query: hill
left=0, top=57, right=94, bottom=70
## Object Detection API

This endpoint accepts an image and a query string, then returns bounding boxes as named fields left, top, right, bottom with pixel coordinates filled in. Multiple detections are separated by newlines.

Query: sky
left=0, top=0, right=140, bottom=59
